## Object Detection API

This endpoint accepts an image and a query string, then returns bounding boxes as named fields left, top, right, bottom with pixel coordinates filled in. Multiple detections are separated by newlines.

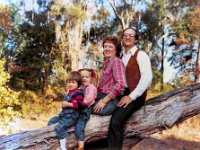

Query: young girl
left=75, top=68, right=97, bottom=150
left=48, top=71, right=85, bottom=150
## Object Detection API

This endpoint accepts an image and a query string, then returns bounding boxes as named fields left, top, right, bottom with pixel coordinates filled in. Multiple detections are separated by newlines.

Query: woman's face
left=103, top=42, right=117, bottom=59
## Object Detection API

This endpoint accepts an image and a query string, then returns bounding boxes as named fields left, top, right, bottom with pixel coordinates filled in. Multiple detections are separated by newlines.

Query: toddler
left=75, top=68, right=97, bottom=150
left=48, top=71, right=85, bottom=150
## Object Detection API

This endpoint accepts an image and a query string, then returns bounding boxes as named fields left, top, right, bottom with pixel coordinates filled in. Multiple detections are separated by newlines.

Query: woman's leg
left=92, top=92, right=119, bottom=116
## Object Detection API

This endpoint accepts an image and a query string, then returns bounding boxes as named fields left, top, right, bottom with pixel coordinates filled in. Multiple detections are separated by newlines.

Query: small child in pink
left=75, top=68, right=97, bottom=150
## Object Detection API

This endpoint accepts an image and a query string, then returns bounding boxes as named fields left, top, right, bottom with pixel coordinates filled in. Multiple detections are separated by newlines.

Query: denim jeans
left=74, top=107, right=92, bottom=141
left=48, top=109, right=79, bottom=140
left=92, top=92, right=120, bottom=116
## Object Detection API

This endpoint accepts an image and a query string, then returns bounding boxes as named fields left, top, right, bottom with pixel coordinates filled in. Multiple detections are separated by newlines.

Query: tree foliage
left=167, top=3, right=200, bottom=83
left=0, top=4, right=11, bottom=32
left=49, top=0, right=87, bottom=70
left=0, top=58, right=20, bottom=135
left=10, top=9, right=57, bottom=92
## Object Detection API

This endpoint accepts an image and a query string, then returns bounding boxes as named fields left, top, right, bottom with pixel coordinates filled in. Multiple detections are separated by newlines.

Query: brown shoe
left=75, top=147, right=84, bottom=150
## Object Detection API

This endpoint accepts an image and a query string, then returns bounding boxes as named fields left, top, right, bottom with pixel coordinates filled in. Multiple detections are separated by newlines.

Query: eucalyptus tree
left=165, top=1, right=200, bottom=84
left=106, top=0, right=138, bottom=29
left=191, top=6, right=200, bottom=82
left=140, top=0, right=199, bottom=89
left=49, top=0, right=88, bottom=70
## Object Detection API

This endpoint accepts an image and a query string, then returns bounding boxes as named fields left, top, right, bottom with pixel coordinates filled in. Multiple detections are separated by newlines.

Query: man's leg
left=108, top=96, right=145, bottom=150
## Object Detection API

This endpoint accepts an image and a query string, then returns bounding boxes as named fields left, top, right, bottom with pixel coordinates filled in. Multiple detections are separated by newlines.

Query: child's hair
left=78, top=68, right=96, bottom=78
left=66, top=71, right=82, bottom=87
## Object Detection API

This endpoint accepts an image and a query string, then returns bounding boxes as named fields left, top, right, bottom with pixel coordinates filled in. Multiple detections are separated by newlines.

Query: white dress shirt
left=121, top=46, right=153, bottom=101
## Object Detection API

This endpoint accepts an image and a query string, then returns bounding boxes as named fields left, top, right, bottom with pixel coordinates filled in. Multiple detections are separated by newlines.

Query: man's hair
left=102, top=35, right=122, bottom=57
left=66, top=71, right=82, bottom=87
left=122, top=27, right=139, bottom=41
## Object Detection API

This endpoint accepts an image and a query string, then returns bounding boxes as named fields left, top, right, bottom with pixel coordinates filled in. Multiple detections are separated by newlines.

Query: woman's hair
left=78, top=68, right=96, bottom=78
left=122, top=27, right=139, bottom=41
left=66, top=71, right=82, bottom=87
left=102, top=35, right=122, bottom=57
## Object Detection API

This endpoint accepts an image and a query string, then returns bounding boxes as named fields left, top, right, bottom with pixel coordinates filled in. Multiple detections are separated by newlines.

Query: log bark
left=1, top=83, right=200, bottom=150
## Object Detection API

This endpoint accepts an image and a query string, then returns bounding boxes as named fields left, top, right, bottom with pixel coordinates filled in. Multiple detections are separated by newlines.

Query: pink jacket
left=81, top=84, right=97, bottom=107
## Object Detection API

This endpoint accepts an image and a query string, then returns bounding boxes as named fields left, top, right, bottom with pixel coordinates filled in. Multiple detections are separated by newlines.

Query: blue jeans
left=92, top=92, right=120, bottom=116
left=48, top=109, right=79, bottom=140
left=75, top=107, right=92, bottom=141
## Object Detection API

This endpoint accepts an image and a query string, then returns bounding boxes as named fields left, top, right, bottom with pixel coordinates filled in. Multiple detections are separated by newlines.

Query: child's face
left=80, top=70, right=93, bottom=85
left=66, top=80, right=78, bottom=90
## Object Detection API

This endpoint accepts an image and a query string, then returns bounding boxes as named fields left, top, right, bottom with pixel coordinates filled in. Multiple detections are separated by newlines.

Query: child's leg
left=55, top=113, right=79, bottom=149
left=77, top=141, right=84, bottom=149
left=48, top=116, right=60, bottom=126
left=75, top=107, right=91, bottom=149
left=59, top=138, right=67, bottom=150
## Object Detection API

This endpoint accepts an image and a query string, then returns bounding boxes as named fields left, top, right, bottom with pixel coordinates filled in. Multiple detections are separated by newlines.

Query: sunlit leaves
left=0, top=58, right=20, bottom=135
left=0, top=4, right=11, bottom=32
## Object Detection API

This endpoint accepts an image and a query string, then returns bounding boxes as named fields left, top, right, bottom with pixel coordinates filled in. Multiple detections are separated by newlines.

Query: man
left=108, top=27, right=153, bottom=150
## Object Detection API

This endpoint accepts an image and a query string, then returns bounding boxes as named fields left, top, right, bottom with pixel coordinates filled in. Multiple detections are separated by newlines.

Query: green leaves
left=0, top=58, right=20, bottom=135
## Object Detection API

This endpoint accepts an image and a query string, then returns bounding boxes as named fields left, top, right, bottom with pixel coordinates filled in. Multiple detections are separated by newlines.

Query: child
left=48, top=71, right=85, bottom=150
left=75, top=68, right=97, bottom=150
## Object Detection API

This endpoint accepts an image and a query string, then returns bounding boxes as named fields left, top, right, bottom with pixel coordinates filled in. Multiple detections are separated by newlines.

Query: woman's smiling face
left=103, top=42, right=117, bottom=59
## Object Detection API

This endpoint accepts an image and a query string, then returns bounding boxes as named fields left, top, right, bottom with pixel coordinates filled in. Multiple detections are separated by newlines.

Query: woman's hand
left=93, top=99, right=106, bottom=113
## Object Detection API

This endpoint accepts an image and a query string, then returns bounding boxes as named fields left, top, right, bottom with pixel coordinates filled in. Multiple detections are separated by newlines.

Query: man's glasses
left=122, top=33, right=135, bottom=38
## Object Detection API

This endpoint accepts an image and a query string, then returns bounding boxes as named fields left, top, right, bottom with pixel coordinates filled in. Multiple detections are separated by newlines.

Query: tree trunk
left=1, top=83, right=200, bottom=150
left=195, top=40, right=200, bottom=83
left=68, top=21, right=83, bottom=70
left=161, top=33, right=165, bottom=91
left=107, top=0, right=134, bottom=29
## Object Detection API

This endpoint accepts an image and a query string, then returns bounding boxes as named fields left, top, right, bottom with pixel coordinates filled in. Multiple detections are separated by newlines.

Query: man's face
left=122, top=29, right=137, bottom=48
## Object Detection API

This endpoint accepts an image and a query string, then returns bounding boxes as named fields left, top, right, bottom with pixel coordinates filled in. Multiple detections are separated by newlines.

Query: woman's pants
left=92, top=92, right=120, bottom=116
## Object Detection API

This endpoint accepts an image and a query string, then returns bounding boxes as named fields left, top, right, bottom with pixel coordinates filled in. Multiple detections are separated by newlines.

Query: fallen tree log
left=1, top=83, right=200, bottom=150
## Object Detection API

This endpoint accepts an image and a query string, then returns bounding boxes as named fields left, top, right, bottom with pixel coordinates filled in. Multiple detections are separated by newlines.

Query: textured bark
left=1, top=83, right=200, bottom=150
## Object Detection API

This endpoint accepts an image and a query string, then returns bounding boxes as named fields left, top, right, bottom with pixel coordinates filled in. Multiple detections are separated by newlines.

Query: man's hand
left=117, top=96, right=133, bottom=108
left=93, top=99, right=106, bottom=113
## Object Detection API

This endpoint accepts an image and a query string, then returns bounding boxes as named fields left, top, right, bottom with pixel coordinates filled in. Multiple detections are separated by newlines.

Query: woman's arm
left=107, top=58, right=125, bottom=99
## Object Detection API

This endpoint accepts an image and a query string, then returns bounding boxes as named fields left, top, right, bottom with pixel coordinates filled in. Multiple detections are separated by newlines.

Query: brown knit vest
left=125, top=49, right=147, bottom=98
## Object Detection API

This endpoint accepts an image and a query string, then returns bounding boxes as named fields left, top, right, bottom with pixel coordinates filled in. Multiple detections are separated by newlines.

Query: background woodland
left=0, top=0, right=200, bottom=140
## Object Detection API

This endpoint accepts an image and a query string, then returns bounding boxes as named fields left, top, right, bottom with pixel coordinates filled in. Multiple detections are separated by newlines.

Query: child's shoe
left=75, top=147, right=84, bottom=150
left=57, top=147, right=67, bottom=150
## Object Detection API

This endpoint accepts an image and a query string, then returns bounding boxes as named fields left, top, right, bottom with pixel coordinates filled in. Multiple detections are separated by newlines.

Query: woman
left=92, top=35, right=125, bottom=115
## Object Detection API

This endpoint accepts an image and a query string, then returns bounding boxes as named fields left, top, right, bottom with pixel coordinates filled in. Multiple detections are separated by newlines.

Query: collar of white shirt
left=121, top=45, right=138, bottom=56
